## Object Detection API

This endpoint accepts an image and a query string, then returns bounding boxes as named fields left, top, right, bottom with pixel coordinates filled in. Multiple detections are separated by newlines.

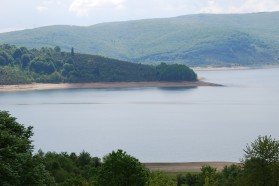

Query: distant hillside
left=0, top=44, right=196, bottom=85
left=0, top=12, right=279, bottom=67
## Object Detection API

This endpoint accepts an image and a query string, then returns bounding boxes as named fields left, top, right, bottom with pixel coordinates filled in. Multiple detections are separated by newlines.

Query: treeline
left=177, top=135, right=279, bottom=186
left=0, top=110, right=175, bottom=186
left=0, top=44, right=197, bottom=85
left=1, top=111, right=279, bottom=185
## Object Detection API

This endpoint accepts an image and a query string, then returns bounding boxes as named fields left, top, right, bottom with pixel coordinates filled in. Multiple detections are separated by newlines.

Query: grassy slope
left=0, top=12, right=278, bottom=66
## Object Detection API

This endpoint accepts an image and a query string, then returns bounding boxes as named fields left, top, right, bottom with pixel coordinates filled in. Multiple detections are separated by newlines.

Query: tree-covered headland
left=1, top=111, right=279, bottom=185
left=0, top=44, right=197, bottom=85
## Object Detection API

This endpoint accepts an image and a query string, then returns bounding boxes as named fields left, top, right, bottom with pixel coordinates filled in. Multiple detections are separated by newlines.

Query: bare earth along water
left=0, top=68, right=279, bottom=162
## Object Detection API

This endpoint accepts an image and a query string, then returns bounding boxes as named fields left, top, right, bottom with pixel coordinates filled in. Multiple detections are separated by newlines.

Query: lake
left=1, top=68, right=279, bottom=162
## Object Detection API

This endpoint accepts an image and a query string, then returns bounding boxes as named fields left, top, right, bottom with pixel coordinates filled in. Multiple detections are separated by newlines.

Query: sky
left=0, top=0, right=279, bottom=33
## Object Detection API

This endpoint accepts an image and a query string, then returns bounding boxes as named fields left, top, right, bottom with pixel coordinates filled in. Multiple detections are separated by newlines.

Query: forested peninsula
left=0, top=44, right=197, bottom=85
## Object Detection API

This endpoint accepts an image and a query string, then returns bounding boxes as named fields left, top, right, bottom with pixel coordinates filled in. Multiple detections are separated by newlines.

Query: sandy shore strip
left=144, top=162, right=239, bottom=173
left=0, top=81, right=222, bottom=92
left=192, top=66, right=250, bottom=71
left=193, top=65, right=279, bottom=71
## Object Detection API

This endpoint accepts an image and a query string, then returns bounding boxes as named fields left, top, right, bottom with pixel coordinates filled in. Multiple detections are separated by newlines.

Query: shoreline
left=192, top=65, right=279, bottom=71
left=0, top=81, right=222, bottom=92
left=144, top=162, right=239, bottom=172
left=192, top=66, right=250, bottom=71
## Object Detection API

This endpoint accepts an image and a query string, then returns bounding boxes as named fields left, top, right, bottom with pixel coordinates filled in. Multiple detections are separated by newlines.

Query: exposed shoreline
left=0, top=81, right=222, bottom=92
left=192, top=66, right=250, bottom=71
left=192, top=65, right=279, bottom=71
left=144, top=162, right=239, bottom=173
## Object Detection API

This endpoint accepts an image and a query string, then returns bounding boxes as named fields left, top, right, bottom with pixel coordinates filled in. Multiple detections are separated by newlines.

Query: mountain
left=0, top=12, right=279, bottom=67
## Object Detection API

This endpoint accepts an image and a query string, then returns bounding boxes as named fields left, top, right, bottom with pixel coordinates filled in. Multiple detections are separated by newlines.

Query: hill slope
left=0, top=12, right=279, bottom=66
left=0, top=44, right=196, bottom=85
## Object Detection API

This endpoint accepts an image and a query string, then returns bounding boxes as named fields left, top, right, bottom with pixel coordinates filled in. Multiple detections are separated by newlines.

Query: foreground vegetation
left=0, top=44, right=197, bottom=85
left=1, top=12, right=278, bottom=66
left=1, top=111, right=279, bottom=185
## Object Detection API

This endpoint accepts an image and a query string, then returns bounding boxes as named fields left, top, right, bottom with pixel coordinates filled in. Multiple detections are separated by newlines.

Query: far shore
left=0, top=81, right=222, bottom=92
left=192, top=66, right=250, bottom=71
left=144, top=162, right=239, bottom=173
left=192, top=64, right=279, bottom=71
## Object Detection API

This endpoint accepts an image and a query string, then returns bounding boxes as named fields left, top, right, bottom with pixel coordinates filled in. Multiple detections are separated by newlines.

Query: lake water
left=1, top=68, right=279, bottom=162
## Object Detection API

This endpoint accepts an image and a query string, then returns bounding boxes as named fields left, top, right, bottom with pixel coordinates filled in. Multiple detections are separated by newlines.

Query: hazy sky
left=1, top=0, right=279, bottom=33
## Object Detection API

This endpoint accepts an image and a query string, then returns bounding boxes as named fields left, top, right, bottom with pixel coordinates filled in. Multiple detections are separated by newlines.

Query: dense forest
left=0, top=44, right=197, bottom=85
left=1, top=111, right=279, bottom=186
left=0, top=12, right=278, bottom=66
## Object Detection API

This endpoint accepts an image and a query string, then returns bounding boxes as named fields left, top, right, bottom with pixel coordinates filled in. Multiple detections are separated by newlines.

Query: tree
left=241, top=135, right=279, bottom=186
left=21, top=54, right=31, bottom=69
left=97, top=149, right=149, bottom=186
left=71, top=47, right=75, bottom=56
left=156, top=63, right=197, bottom=81
left=182, top=173, right=199, bottom=186
left=54, top=46, right=61, bottom=53
left=0, top=111, right=53, bottom=185
left=13, top=48, right=22, bottom=59
left=220, top=164, right=242, bottom=186
left=147, top=171, right=176, bottom=186
left=199, top=165, right=219, bottom=186
left=29, top=59, right=55, bottom=74
left=19, top=47, right=29, bottom=55
left=0, top=51, right=14, bottom=65
left=0, top=56, right=6, bottom=66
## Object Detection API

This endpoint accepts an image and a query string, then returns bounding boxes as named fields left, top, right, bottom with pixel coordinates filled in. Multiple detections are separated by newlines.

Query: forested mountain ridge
left=0, top=12, right=278, bottom=66
left=0, top=44, right=197, bottom=85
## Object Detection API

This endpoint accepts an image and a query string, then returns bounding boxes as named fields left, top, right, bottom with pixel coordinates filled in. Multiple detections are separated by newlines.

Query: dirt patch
left=144, top=162, right=239, bottom=173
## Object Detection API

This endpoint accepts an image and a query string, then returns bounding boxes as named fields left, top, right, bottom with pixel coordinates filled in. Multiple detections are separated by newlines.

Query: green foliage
left=54, top=46, right=61, bottom=53
left=1, top=112, right=279, bottom=186
left=12, top=48, right=22, bottom=59
left=42, top=150, right=101, bottom=185
left=180, top=173, right=199, bottom=186
left=241, top=135, right=279, bottom=186
left=199, top=165, right=219, bottom=186
left=0, top=66, right=31, bottom=85
left=97, top=149, right=149, bottom=186
left=0, top=44, right=197, bottom=85
left=0, top=51, right=14, bottom=65
left=0, top=12, right=278, bottom=66
left=30, top=59, right=55, bottom=74
left=21, top=54, right=31, bottom=69
left=219, top=165, right=242, bottom=186
left=176, top=136, right=279, bottom=186
left=71, top=47, right=75, bottom=56
left=147, top=171, right=176, bottom=186
left=156, top=63, right=197, bottom=81
left=0, top=56, right=6, bottom=65
left=0, top=111, right=53, bottom=186
left=62, top=63, right=75, bottom=77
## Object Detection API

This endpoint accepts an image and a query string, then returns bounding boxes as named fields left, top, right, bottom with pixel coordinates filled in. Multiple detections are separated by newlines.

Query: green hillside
left=0, top=44, right=196, bottom=85
left=0, top=12, right=279, bottom=66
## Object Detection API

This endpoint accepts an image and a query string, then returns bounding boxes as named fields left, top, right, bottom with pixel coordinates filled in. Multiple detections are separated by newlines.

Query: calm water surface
left=1, top=68, right=279, bottom=162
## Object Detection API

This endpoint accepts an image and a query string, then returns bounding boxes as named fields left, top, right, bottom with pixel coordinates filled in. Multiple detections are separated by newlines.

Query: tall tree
left=71, top=47, right=74, bottom=56
left=12, top=48, right=22, bottom=59
left=241, top=135, right=279, bottom=186
left=97, top=149, right=149, bottom=186
left=0, top=111, right=53, bottom=185
left=54, top=46, right=61, bottom=53
left=148, top=171, right=176, bottom=186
